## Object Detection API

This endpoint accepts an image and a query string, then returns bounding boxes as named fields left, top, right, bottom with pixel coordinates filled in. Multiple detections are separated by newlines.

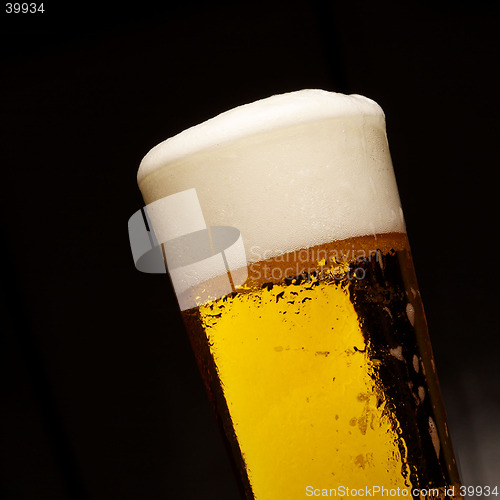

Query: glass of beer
left=133, top=90, right=461, bottom=499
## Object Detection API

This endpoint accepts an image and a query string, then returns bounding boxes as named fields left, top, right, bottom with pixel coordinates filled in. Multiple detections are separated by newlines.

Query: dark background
left=1, top=1, right=499, bottom=498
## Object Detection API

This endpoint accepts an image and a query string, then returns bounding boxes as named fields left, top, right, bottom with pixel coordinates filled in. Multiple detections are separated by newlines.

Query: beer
left=136, top=90, right=461, bottom=498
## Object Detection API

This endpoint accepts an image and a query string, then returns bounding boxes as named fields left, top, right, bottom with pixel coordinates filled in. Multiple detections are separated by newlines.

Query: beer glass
left=131, top=90, right=461, bottom=499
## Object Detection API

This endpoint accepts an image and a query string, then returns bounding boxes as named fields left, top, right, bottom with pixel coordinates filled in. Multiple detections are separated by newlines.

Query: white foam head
left=138, top=89, right=406, bottom=267
left=138, top=90, right=383, bottom=183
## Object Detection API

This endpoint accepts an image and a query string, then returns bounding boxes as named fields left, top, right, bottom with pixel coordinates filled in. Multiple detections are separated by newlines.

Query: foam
left=137, top=89, right=406, bottom=265
left=138, top=90, right=383, bottom=183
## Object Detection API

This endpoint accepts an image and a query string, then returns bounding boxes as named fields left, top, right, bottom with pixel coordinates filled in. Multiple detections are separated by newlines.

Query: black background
left=1, top=1, right=499, bottom=498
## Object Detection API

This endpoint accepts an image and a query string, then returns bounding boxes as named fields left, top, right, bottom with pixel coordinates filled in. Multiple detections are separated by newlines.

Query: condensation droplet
left=429, top=416, right=440, bottom=458
left=383, top=306, right=393, bottom=319
left=418, top=386, right=425, bottom=402
left=413, top=354, right=419, bottom=373
left=390, top=345, right=404, bottom=361
left=406, top=303, right=415, bottom=327
left=377, top=250, right=384, bottom=270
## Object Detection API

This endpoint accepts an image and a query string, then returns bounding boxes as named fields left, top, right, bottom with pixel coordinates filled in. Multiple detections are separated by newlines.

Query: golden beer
left=136, top=90, right=461, bottom=499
